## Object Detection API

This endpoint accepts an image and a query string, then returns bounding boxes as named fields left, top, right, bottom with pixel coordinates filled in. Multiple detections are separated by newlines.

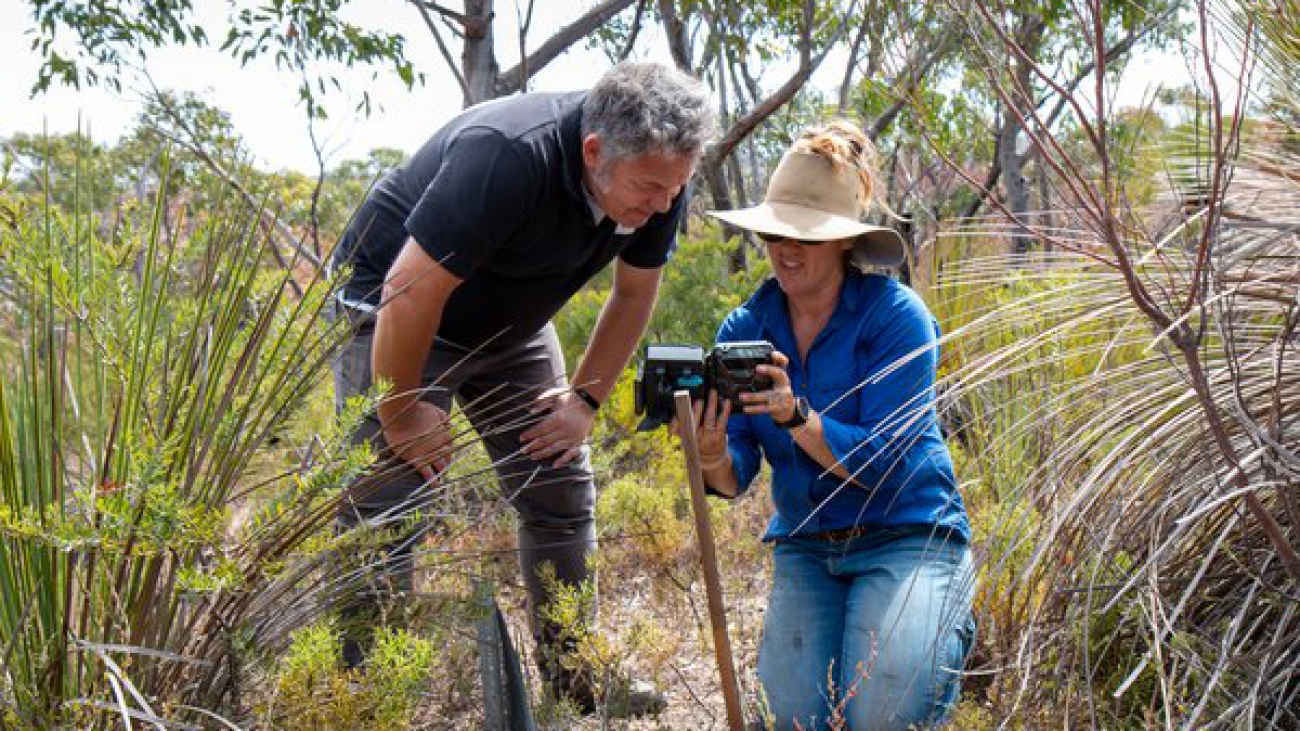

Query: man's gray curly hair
left=581, top=62, right=715, bottom=161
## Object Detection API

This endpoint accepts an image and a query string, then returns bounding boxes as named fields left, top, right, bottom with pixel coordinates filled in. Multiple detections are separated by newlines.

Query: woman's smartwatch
left=775, top=395, right=810, bottom=429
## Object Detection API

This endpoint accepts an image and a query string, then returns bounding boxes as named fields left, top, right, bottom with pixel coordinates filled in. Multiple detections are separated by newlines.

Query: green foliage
left=0, top=145, right=363, bottom=726
left=557, top=228, right=770, bottom=372
left=24, top=0, right=420, bottom=117
left=28, top=0, right=208, bottom=93
left=265, top=621, right=435, bottom=731
left=3, top=131, right=123, bottom=210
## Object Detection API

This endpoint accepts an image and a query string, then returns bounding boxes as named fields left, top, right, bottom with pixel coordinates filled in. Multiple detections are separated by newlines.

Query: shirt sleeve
left=713, top=312, right=762, bottom=498
left=820, top=288, right=942, bottom=487
left=617, top=185, right=690, bottom=269
left=404, top=129, right=537, bottom=279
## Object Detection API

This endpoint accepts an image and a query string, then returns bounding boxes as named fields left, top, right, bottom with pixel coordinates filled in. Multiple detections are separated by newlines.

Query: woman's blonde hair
left=791, top=120, right=897, bottom=220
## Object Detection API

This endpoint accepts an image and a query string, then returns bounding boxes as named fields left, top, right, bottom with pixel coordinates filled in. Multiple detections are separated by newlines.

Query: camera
left=633, top=341, right=776, bottom=431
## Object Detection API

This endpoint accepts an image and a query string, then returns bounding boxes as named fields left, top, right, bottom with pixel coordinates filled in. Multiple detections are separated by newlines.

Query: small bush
left=264, top=621, right=435, bottom=731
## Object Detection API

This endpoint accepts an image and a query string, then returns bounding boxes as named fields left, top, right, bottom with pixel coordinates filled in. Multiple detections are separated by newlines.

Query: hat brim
left=708, top=202, right=905, bottom=267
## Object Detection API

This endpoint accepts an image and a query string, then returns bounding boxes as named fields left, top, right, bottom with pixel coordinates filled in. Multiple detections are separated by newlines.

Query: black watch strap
left=776, top=395, right=810, bottom=429
left=573, top=386, right=601, bottom=412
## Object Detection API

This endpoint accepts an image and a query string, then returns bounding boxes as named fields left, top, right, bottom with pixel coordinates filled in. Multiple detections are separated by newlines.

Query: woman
left=693, top=121, right=975, bottom=729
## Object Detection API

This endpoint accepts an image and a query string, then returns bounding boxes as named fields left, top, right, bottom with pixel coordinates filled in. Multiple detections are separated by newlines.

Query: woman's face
left=765, top=236, right=854, bottom=303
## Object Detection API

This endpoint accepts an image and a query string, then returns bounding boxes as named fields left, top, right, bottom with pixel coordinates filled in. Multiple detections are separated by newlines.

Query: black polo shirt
left=333, top=91, right=687, bottom=349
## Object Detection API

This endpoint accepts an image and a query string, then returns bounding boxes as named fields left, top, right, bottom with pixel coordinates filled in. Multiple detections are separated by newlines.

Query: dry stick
left=673, top=392, right=745, bottom=731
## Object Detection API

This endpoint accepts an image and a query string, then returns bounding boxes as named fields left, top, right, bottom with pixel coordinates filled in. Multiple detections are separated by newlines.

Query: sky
left=2, top=1, right=1215, bottom=175
left=1, top=0, right=616, bottom=172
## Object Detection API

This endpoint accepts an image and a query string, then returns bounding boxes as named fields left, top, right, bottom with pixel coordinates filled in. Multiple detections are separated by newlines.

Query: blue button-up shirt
left=717, top=270, right=970, bottom=543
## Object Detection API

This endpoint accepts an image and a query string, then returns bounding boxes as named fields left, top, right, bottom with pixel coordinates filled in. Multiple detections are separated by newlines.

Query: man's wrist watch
left=572, top=386, right=601, bottom=413
left=775, top=395, right=810, bottom=430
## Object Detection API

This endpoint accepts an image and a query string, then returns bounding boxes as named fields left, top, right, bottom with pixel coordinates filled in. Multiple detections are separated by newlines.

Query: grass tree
left=921, top=0, right=1298, bottom=725
left=0, top=153, right=370, bottom=728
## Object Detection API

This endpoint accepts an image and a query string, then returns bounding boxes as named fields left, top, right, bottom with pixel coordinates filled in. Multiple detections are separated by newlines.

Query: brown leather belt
left=808, top=525, right=873, bottom=543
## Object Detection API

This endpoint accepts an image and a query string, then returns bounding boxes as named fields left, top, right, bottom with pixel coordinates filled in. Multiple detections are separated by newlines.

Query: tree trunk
left=998, top=111, right=1032, bottom=254
left=1001, top=13, right=1044, bottom=256
left=462, top=0, right=499, bottom=106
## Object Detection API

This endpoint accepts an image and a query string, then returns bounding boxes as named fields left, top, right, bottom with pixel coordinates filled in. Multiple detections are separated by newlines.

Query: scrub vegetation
left=2, top=0, right=1296, bottom=728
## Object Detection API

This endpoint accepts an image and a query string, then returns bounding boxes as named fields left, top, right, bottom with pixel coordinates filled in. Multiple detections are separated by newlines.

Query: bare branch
left=496, top=0, right=637, bottom=96
left=141, top=81, right=320, bottom=289
left=837, top=0, right=874, bottom=112
left=516, top=0, right=536, bottom=91
left=414, top=1, right=471, bottom=25
left=705, top=0, right=844, bottom=167
left=412, top=0, right=469, bottom=99
left=657, top=0, right=692, bottom=69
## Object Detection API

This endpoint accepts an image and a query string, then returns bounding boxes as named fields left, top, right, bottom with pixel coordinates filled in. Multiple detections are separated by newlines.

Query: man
left=330, top=62, right=713, bottom=715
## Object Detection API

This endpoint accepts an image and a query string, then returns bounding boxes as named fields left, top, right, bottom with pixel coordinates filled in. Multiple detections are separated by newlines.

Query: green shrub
left=265, top=621, right=435, bottom=731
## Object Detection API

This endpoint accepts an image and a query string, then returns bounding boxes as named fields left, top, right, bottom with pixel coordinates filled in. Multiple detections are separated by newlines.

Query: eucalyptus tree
left=411, top=0, right=640, bottom=105
left=943, top=0, right=1184, bottom=252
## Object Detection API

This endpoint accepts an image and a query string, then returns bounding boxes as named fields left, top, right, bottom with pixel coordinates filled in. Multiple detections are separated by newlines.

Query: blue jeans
left=757, top=529, right=976, bottom=730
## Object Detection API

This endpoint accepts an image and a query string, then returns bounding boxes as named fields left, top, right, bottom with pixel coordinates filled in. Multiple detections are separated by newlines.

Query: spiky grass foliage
left=0, top=155, right=366, bottom=728
left=928, top=0, right=1298, bottom=726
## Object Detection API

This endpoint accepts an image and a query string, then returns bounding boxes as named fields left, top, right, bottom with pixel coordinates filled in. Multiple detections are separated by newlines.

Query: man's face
left=582, top=135, right=697, bottom=229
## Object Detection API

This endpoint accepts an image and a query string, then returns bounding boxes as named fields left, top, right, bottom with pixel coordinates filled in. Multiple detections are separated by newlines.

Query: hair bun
left=794, top=120, right=887, bottom=218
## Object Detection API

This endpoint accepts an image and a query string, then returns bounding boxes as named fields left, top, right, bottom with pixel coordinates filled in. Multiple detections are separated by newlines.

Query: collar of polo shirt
left=583, top=182, right=637, bottom=235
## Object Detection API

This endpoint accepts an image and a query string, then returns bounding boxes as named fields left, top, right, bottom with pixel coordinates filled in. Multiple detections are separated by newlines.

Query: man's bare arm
left=520, top=260, right=662, bottom=466
left=373, top=238, right=463, bottom=478
left=572, top=260, right=662, bottom=403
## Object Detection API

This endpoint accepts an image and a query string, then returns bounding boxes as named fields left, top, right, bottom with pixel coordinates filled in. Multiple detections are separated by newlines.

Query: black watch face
left=781, top=396, right=808, bottom=428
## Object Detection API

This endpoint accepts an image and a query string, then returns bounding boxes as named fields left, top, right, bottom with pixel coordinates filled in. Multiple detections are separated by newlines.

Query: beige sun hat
left=708, top=149, right=905, bottom=267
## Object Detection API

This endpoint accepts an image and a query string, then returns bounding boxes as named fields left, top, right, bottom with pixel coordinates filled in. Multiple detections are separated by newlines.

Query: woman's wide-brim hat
left=707, top=149, right=905, bottom=267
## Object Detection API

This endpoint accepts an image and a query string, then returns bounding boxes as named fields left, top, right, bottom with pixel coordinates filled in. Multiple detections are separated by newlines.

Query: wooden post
left=674, top=391, right=745, bottom=731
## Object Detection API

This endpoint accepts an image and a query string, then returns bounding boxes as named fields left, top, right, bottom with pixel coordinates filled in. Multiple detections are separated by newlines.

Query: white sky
left=2, top=1, right=1213, bottom=174
left=2, top=0, right=620, bottom=172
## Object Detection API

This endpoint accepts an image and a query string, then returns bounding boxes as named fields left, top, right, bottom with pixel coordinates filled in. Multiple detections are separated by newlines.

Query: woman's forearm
left=700, top=451, right=741, bottom=497
left=789, top=411, right=858, bottom=485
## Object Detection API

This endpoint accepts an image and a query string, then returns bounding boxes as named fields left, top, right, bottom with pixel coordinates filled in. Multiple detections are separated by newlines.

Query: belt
left=332, top=296, right=378, bottom=336
left=807, top=525, right=873, bottom=543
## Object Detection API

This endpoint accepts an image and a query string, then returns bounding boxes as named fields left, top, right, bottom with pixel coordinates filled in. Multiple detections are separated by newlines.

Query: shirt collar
left=583, top=183, right=637, bottom=235
left=559, top=92, right=637, bottom=234
left=750, top=269, right=868, bottom=346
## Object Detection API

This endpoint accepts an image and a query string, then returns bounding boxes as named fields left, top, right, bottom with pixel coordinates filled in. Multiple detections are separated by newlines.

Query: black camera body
left=633, top=340, right=776, bottom=431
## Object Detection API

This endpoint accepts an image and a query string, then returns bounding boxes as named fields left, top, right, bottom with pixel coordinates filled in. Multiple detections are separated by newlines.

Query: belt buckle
left=817, top=525, right=867, bottom=543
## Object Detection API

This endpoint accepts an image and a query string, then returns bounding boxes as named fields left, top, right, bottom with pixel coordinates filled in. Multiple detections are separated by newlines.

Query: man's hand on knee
left=382, top=400, right=453, bottom=481
left=520, top=387, right=596, bottom=468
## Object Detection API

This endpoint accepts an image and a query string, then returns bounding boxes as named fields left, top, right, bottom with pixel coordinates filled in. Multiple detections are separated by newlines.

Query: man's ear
left=581, top=134, right=603, bottom=170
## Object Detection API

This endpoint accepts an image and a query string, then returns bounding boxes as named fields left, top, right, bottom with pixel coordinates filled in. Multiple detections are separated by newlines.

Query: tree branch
left=867, top=32, right=955, bottom=140
left=837, top=0, right=874, bottom=112
left=657, top=0, right=693, bottom=69
left=705, top=0, right=842, bottom=166
left=496, top=0, right=637, bottom=96
left=412, top=0, right=469, bottom=99
left=618, top=0, right=651, bottom=61
left=143, top=85, right=319, bottom=290
left=414, top=1, right=471, bottom=25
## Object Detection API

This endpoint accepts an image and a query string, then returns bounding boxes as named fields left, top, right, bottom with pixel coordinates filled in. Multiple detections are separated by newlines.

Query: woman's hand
left=671, top=389, right=731, bottom=465
left=739, top=350, right=797, bottom=423
left=695, top=389, right=732, bottom=464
